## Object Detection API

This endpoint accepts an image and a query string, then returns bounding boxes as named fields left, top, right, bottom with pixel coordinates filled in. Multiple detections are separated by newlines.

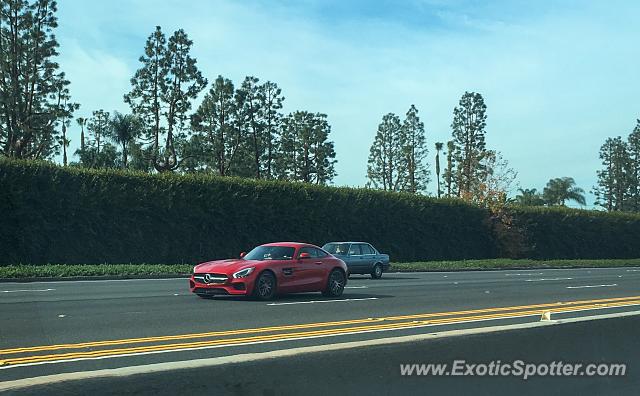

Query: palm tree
left=445, top=141, right=455, bottom=197
left=110, top=112, right=141, bottom=168
left=435, top=142, right=443, bottom=198
left=515, top=188, right=545, bottom=206
left=76, top=117, right=86, bottom=151
left=61, top=123, right=70, bottom=166
left=543, top=177, right=586, bottom=206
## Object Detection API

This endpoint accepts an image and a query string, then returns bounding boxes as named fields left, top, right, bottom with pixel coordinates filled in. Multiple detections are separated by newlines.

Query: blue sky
left=56, top=1, right=640, bottom=206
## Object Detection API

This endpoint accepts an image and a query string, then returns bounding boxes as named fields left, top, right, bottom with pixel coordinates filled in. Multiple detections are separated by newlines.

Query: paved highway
left=1, top=267, right=640, bottom=392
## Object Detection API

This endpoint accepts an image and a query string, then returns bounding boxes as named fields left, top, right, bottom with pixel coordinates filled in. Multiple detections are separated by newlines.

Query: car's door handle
left=314, top=261, right=323, bottom=265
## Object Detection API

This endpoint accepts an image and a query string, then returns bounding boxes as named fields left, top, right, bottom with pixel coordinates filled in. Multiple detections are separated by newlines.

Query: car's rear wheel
left=323, top=269, right=346, bottom=297
left=253, top=271, right=277, bottom=300
left=371, top=263, right=383, bottom=279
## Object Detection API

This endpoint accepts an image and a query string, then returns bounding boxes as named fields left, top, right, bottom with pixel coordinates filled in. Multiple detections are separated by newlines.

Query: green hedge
left=0, top=159, right=496, bottom=265
left=2, top=160, right=640, bottom=265
left=508, top=206, right=640, bottom=259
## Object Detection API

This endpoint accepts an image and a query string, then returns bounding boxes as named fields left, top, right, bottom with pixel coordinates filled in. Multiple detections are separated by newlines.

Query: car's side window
left=348, top=244, right=361, bottom=256
left=361, top=244, right=374, bottom=255
left=298, top=247, right=318, bottom=258
left=315, top=248, right=329, bottom=258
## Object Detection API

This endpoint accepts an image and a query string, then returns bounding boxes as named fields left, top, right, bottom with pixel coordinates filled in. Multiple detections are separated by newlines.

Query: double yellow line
left=2, top=295, right=639, bottom=368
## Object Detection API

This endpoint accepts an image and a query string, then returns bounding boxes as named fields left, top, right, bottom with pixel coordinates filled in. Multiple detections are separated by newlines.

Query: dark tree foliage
left=543, top=177, right=586, bottom=206
left=125, top=26, right=206, bottom=172
left=626, top=120, right=640, bottom=211
left=594, top=121, right=640, bottom=213
left=401, top=105, right=430, bottom=193
left=593, top=137, right=630, bottom=211
left=109, top=112, right=143, bottom=168
left=434, top=142, right=443, bottom=198
left=444, top=140, right=455, bottom=197
left=514, top=188, right=545, bottom=206
left=189, top=75, right=241, bottom=175
left=0, top=0, right=78, bottom=159
left=451, top=92, right=487, bottom=198
left=276, top=111, right=336, bottom=184
left=367, top=113, right=405, bottom=191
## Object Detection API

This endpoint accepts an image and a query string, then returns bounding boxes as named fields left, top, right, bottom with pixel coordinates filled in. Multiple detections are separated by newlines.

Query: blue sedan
left=322, top=242, right=390, bottom=279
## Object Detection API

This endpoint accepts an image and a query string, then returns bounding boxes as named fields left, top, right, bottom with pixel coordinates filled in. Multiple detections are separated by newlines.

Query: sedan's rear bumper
left=189, top=277, right=252, bottom=296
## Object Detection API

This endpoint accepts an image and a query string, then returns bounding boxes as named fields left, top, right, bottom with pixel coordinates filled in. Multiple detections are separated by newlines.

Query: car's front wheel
left=323, top=269, right=346, bottom=297
left=253, top=271, right=277, bottom=300
left=371, top=263, right=383, bottom=279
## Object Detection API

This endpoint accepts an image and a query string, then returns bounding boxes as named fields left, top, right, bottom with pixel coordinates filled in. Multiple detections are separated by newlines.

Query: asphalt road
left=1, top=267, right=640, bottom=392
left=7, top=314, right=639, bottom=396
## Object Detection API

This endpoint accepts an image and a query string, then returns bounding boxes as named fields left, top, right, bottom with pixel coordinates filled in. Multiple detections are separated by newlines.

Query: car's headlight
left=233, top=267, right=255, bottom=279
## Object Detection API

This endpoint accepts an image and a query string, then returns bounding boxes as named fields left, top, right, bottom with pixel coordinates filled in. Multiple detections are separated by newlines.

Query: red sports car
left=189, top=242, right=348, bottom=300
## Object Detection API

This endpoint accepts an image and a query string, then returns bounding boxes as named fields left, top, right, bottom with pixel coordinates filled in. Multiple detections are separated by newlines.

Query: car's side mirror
left=299, top=252, right=311, bottom=259
left=240, top=252, right=246, bottom=258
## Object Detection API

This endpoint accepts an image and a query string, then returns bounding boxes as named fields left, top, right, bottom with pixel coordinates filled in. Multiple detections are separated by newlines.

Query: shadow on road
left=195, top=292, right=394, bottom=303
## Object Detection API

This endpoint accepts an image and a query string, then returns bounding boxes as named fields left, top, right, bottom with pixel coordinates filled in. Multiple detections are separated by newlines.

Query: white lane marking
left=566, top=284, right=618, bottom=289
left=525, top=278, right=573, bottom=282
left=1, top=288, right=55, bottom=293
left=267, top=297, right=378, bottom=306
left=345, top=286, right=368, bottom=289
left=505, top=273, right=543, bottom=276
left=626, top=270, right=640, bottom=272
left=57, top=315, right=66, bottom=318
left=4, top=305, right=640, bottom=372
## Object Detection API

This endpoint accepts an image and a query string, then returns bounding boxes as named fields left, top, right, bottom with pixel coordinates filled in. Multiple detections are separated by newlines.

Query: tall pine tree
left=125, top=26, right=206, bottom=172
left=627, top=120, right=640, bottom=212
left=276, top=111, right=336, bottom=184
left=401, top=105, right=430, bottom=193
left=451, top=92, right=487, bottom=199
left=189, top=76, right=240, bottom=176
left=594, top=137, right=631, bottom=211
left=0, top=0, right=77, bottom=159
left=366, top=113, right=406, bottom=191
left=259, top=81, right=284, bottom=179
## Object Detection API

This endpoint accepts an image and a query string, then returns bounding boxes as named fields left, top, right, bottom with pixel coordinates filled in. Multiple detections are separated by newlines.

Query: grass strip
left=1, top=259, right=640, bottom=279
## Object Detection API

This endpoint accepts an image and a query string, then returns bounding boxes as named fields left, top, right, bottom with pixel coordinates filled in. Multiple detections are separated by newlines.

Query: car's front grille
left=193, top=287, right=229, bottom=295
left=194, top=273, right=229, bottom=284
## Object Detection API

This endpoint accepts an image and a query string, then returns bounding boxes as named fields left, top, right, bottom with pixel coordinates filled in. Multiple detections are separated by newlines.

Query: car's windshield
left=244, top=246, right=295, bottom=261
left=322, top=243, right=350, bottom=255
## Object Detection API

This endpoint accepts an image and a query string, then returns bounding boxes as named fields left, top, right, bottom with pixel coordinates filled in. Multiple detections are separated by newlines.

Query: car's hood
left=195, top=259, right=258, bottom=273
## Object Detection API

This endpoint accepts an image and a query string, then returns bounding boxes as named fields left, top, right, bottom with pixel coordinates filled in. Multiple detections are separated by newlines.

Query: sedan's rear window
left=244, top=246, right=295, bottom=261
left=361, top=244, right=375, bottom=255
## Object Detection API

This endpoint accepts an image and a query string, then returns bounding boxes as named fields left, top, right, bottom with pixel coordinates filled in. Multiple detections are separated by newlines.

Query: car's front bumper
left=189, top=276, right=254, bottom=296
